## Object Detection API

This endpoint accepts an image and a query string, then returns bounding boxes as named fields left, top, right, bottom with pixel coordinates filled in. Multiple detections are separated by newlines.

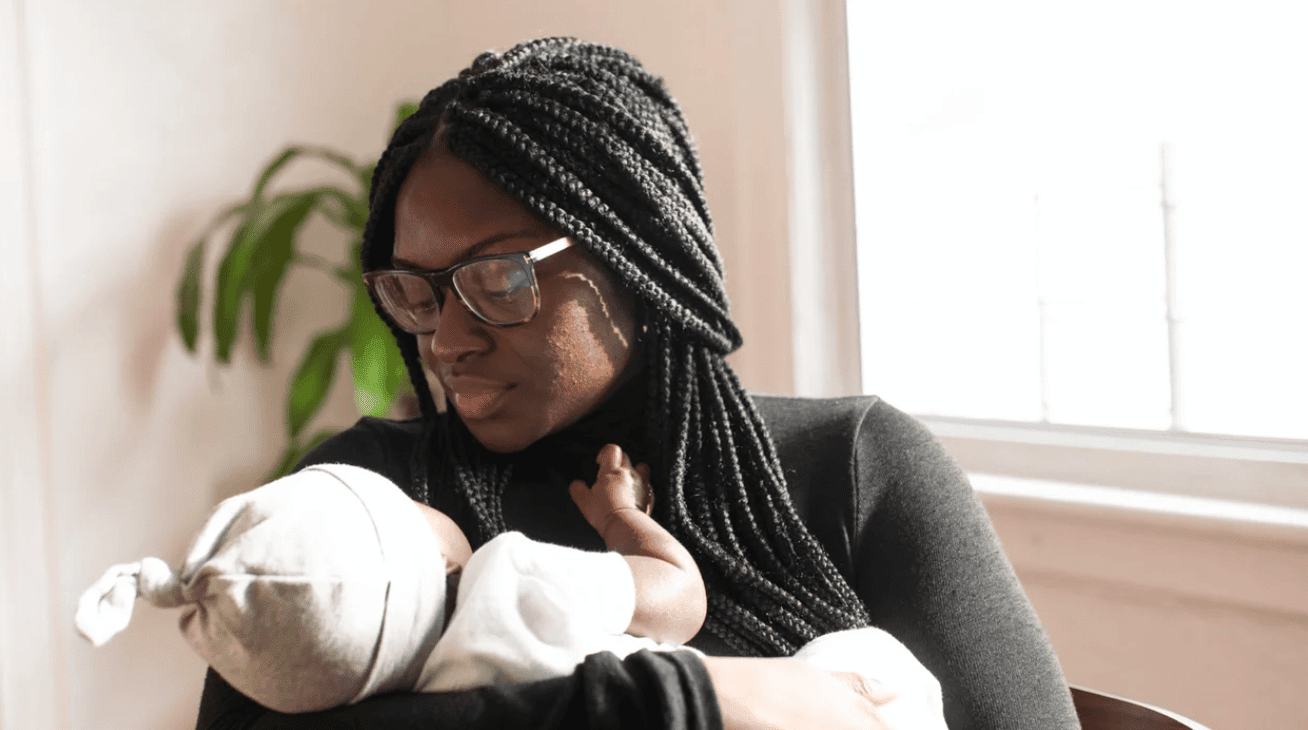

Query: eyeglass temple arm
left=529, top=237, right=573, bottom=263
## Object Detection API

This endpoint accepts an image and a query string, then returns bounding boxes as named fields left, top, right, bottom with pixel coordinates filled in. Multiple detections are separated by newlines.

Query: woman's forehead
left=393, top=145, right=552, bottom=267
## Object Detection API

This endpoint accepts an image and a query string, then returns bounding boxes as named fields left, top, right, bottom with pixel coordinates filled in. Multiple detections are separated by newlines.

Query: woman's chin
left=460, top=417, right=538, bottom=454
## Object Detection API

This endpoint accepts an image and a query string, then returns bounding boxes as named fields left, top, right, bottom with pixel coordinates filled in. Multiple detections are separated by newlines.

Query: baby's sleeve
left=416, top=532, right=644, bottom=691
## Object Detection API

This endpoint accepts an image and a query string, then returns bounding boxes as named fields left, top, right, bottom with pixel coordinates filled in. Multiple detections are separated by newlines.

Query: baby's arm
left=569, top=444, right=707, bottom=645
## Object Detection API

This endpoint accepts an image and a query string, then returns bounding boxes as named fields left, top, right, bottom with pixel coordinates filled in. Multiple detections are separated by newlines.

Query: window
left=845, top=0, right=1308, bottom=506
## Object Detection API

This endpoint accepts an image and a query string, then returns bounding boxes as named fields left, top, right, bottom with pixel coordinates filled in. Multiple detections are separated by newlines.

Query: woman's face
left=392, top=139, right=640, bottom=453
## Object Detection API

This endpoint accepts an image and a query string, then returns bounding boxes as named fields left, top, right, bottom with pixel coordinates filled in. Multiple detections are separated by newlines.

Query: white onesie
left=418, top=531, right=947, bottom=730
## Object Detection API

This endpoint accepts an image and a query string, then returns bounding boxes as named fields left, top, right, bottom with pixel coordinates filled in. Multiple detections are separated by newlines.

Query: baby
left=76, top=445, right=945, bottom=729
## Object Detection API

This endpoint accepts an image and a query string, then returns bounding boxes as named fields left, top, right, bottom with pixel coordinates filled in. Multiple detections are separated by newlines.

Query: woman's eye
left=470, top=263, right=527, bottom=298
left=485, top=284, right=517, bottom=301
left=393, top=277, right=439, bottom=310
left=412, top=288, right=442, bottom=311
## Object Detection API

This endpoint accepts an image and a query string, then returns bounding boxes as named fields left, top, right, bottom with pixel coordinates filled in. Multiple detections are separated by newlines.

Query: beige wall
left=981, top=485, right=1308, bottom=729
left=0, top=2, right=807, bottom=727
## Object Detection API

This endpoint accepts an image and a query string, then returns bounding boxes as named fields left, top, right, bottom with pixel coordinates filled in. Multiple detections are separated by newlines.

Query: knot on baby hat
left=75, top=556, right=185, bottom=646
left=74, top=464, right=448, bottom=714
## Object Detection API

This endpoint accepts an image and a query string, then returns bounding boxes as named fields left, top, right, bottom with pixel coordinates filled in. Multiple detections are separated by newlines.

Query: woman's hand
left=701, top=656, right=890, bottom=730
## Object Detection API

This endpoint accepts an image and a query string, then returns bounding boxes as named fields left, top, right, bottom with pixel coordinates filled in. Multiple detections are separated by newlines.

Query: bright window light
left=847, top=0, right=1308, bottom=440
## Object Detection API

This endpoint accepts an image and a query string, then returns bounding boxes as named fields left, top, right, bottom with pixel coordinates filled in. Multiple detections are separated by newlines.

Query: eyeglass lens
left=373, top=257, right=539, bottom=333
left=453, top=258, right=535, bottom=323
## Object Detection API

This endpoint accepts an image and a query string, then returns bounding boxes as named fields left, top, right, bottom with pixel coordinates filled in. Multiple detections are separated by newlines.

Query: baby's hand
left=569, top=444, right=653, bottom=536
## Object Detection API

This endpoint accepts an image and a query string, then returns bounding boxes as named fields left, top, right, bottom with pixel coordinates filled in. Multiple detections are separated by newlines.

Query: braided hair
left=361, top=38, right=870, bottom=656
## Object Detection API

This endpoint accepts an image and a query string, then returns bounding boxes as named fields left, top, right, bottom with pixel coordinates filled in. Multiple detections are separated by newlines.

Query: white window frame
left=782, top=0, right=1308, bottom=516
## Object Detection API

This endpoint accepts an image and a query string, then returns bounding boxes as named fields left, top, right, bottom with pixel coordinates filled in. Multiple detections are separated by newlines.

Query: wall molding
left=974, top=474, right=1308, bottom=620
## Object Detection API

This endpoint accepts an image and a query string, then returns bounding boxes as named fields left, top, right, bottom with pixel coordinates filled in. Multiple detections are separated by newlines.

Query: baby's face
left=412, top=501, right=472, bottom=572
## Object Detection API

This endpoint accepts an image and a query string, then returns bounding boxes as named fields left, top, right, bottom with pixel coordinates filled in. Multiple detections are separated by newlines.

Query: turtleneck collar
left=510, top=367, right=650, bottom=488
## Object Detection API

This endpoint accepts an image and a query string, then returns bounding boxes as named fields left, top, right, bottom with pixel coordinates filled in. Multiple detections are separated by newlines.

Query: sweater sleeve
left=196, top=650, right=719, bottom=730
left=193, top=418, right=723, bottom=730
left=849, top=400, right=1080, bottom=730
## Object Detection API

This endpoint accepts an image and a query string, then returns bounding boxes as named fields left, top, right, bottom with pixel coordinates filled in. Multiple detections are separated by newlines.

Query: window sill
left=921, top=415, right=1308, bottom=512
left=970, top=472, right=1308, bottom=545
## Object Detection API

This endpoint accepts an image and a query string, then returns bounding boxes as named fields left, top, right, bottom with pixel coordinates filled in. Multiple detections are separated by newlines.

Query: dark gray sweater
left=196, top=394, right=1080, bottom=729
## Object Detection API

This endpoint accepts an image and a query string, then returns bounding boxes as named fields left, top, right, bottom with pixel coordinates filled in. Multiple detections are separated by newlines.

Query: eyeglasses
left=363, top=237, right=574, bottom=334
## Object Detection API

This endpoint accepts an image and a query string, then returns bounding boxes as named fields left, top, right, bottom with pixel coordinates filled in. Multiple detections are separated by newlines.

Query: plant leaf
left=315, top=191, right=349, bottom=228
left=212, top=193, right=309, bottom=362
left=176, top=201, right=252, bottom=352
left=346, top=193, right=369, bottom=231
left=176, top=238, right=206, bottom=352
left=248, top=190, right=323, bottom=362
left=252, top=147, right=305, bottom=200
left=265, top=429, right=337, bottom=482
left=211, top=215, right=258, bottom=363
left=345, top=277, right=408, bottom=418
left=316, top=186, right=367, bottom=231
left=303, top=146, right=360, bottom=176
left=252, top=146, right=361, bottom=201
left=394, top=100, right=420, bottom=133
left=286, top=328, right=346, bottom=438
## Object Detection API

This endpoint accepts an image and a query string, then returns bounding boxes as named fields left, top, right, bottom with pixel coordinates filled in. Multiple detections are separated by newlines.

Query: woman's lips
left=443, top=375, right=512, bottom=420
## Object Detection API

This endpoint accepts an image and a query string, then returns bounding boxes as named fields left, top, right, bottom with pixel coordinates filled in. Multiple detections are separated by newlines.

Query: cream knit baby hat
left=75, top=464, right=447, bottom=713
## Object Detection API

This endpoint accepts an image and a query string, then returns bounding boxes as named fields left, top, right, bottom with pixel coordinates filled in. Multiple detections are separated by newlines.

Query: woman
left=197, top=38, right=1080, bottom=729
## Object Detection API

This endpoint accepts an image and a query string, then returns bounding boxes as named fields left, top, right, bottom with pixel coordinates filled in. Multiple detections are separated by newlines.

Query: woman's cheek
left=538, top=301, right=624, bottom=423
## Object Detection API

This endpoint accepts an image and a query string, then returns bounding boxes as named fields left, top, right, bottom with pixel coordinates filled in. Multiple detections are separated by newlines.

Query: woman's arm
left=848, top=399, right=1080, bottom=729
left=195, top=635, right=889, bottom=730
left=701, top=657, right=889, bottom=730
left=197, top=650, right=721, bottom=730
left=747, top=394, right=1080, bottom=729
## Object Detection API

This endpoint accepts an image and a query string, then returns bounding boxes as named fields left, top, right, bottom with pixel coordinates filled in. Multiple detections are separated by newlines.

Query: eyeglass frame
left=363, top=236, right=576, bottom=333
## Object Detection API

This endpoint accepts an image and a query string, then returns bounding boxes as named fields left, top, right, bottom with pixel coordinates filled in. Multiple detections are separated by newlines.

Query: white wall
left=0, top=2, right=809, bottom=728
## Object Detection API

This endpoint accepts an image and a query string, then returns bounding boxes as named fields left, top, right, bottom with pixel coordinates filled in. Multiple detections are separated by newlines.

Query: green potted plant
left=176, top=101, right=420, bottom=479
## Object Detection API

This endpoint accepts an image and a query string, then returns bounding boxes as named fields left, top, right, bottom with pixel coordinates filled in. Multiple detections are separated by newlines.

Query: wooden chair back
left=1070, top=686, right=1214, bottom=730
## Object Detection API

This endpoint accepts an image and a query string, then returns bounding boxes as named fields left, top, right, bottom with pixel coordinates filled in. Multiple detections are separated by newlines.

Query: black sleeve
left=197, top=651, right=720, bottom=730
left=850, top=400, right=1080, bottom=729
left=193, top=419, right=723, bottom=730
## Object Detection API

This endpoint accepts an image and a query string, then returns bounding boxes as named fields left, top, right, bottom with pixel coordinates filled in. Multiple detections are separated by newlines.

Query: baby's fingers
left=596, top=443, right=624, bottom=472
left=568, top=478, right=590, bottom=505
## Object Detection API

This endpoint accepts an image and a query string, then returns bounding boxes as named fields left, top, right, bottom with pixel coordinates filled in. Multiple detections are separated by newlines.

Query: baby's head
left=413, top=499, right=472, bottom=574
left=76, top=464, right=460, bottom=713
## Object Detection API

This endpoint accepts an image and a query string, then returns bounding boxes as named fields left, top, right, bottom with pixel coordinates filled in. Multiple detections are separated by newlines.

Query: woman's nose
left=428, top=294, right=491, bottom=364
